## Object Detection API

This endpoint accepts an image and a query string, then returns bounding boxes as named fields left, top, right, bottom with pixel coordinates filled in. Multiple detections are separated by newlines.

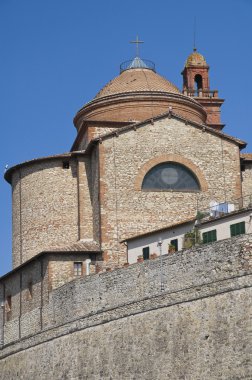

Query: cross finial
left=130, top=35, right=144, bottom=57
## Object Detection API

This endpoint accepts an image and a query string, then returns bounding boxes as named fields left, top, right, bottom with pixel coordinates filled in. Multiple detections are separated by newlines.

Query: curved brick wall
left=11, top=157, right=79, bottom=268
left=74, top=93, right=207, bottom=132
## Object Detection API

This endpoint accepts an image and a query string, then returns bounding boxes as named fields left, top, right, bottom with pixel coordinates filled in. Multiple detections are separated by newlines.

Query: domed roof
left=95, top=67, right=181, bottom=99
left=185, top=49, right=207, bottom=67
left=73, top=57, right=208, bottom=135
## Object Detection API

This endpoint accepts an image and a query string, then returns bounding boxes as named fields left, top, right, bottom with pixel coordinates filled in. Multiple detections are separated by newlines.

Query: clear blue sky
left=1, top=0, right=251, bottom=276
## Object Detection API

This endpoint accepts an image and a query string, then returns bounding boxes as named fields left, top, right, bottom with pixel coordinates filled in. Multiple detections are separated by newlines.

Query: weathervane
left=130, top=35, right=144, bottom=57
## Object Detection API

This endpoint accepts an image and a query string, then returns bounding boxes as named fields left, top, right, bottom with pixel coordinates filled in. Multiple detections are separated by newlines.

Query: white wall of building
left=200, top=211, right=252, bottom=240
left=126, top=210, right=252, bottom=264
left=127, top=222, right=194, bottom=264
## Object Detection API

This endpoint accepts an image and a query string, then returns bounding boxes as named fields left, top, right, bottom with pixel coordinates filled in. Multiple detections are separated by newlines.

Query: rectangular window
left=27, top=281, right=33, bottom=300
left=142, top=247, right=150, bottom=260
left=74, top=262, right=83, bottom=276
left=6, top=295, right=11, bottom=312
left=170, top=239, right=178, bottom=251
left=202, top=229, right=217, bottom=244
left=230, top=221, right=245, bottom=237
left=6, top=295, right=12, bottom=321
left=62, top=161, right=70, bottom=169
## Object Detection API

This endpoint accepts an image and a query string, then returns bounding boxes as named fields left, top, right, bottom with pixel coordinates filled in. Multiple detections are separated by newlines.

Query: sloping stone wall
left=0, top=235, right=251, bottom=379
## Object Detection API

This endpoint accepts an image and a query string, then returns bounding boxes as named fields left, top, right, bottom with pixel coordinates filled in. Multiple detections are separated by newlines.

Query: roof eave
left=4, top=150, right=87, bottom=184
left=86, top=109, right=247, bottom=149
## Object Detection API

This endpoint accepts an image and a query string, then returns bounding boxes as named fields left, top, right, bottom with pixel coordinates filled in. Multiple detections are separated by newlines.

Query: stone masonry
left=99, top=114, right=242, bottom=265
left=242, top=162, right=252, bottom=199
left=2, top=50, right=252, bottom=379
left=11, top=157, right=79, bottom=267
left=0, top=234, right=251, bottom=379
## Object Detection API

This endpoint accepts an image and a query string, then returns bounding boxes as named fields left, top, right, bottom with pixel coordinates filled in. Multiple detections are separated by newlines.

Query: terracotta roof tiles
left=241, top=153, right=252, bottom=160
left=49, top=240, right=100, bottom=252
left=185, top=50, right=207, bottom=67
left=95, top=68, right=181, bottom=99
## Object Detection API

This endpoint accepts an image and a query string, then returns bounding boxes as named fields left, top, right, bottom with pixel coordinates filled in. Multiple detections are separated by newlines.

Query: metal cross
left=130, top=35, right=144, bottom=57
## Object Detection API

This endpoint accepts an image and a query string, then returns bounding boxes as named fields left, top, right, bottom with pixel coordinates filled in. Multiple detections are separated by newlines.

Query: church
left=0, top=45, right=251, bottom=378
left=3, top=45, right=251, bottom=274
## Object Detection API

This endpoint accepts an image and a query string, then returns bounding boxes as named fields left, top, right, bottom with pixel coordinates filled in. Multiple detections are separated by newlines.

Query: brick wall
left=74, top=94, right=206, bottom=132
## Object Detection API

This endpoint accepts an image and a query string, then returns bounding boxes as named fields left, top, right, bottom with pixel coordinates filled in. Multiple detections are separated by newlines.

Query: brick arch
left=134, top=154, right=208, bottom=192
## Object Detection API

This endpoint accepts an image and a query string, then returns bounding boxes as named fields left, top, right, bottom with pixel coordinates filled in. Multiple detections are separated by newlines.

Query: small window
left=170, top=239, right=178, bottom=251
left=6, top=295, right=12, bottom=321
left=6, top=295, right=11, bottom=312
left=202, top=230, right=217, bottom=244
left=63, top=161, right=70, bottom=169
left=230, top=222, right=245, bottom=237
left=142, top=247, right=150, bottom=260
left=27, top=282, right=33, bottom=300
left=74, top=262, right=83, bottom=276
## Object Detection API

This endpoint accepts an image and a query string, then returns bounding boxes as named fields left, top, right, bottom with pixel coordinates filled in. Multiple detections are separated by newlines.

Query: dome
left=73, top=59, right=207, bottom=134
left=185, top=49, right=207, bottom=67
left=95, top=67, right=181, bottom=99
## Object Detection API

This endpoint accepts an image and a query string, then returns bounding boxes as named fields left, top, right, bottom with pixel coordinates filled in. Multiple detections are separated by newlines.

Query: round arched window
left=142, top=162, right=200, bottom=191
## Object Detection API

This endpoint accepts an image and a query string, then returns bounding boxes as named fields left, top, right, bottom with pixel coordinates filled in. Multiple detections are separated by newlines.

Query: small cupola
left=182, top=48, right=225, bottom=130
left=182, top=48, right=210, bottom=94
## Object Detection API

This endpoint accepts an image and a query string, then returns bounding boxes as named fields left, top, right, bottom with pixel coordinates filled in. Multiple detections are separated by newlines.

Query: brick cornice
left=73, top=91, right=206, bottom=128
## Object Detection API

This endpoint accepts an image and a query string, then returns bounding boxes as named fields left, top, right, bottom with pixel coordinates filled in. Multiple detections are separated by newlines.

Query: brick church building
left=1, top=47, right=252, bottom=318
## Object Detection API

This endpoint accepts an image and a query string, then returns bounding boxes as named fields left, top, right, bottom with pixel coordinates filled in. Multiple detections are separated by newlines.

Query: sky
left=0, top=0, right=252, bottom=276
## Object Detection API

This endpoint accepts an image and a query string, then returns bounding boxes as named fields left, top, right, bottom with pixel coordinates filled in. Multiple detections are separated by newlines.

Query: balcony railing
left=120, top=58, right=155, bottom=73
left=183, top=89, right=219, bottom=98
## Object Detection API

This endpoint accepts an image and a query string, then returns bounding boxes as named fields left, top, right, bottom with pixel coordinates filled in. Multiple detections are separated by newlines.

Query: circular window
left=142, top=162, right=200, bottom=191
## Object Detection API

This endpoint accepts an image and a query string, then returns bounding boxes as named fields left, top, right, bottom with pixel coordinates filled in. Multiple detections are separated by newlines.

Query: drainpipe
left=0, top=301, right=4, bottom=347
left=85, top=259, right=91, bottom=276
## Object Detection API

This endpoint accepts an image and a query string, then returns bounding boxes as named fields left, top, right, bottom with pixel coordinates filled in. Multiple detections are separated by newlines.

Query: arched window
left=194, top=74, right=203, bottom=90
left=142, top=162, right=200, bottom=191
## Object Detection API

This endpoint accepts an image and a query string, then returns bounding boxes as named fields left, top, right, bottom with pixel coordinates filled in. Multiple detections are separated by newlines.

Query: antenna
left=157, top=237, right=164, bottom=292
left=193, top=17, right=197, bottom=51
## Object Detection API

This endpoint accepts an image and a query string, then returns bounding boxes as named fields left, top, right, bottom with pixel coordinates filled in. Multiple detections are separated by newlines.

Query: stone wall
left=11, top=158, right=79, bottom=267
left=78, top=125, right=119, bottom=151
left=76, top=156, right=94, bottom=241
left=90, top=146, right=101, bottom=244
left=48, top=253, right=93, bottom=290
left=0, top=234, right=251, bottom=379
left=0, top=258, right=49, bottom=344
left=242, top=162, right=252, bottom=201
left=0, top=252, right=100, bottom=345
left=99, top=115, right=242, bottom=265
